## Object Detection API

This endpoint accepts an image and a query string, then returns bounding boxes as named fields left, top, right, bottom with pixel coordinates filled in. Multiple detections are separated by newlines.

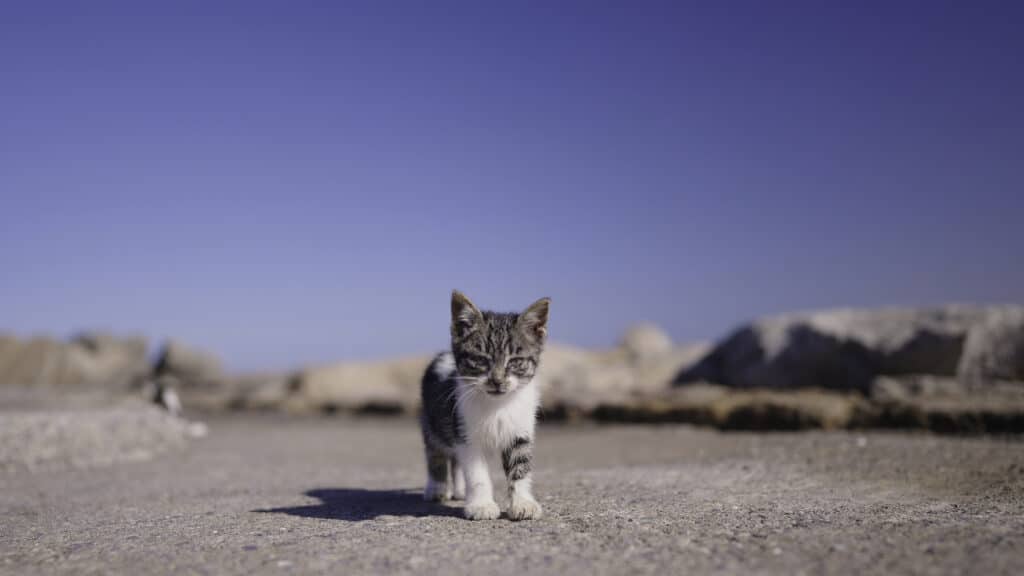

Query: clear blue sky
left=2, top=1, right=1022, bottom=371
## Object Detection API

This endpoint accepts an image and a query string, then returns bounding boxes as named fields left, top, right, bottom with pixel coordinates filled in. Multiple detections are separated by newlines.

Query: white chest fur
left=458, top=380, right=539, bottom=449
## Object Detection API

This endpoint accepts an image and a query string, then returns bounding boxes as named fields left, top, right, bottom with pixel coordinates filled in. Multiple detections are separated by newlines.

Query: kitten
left=420, top=290, right=550, bottom=521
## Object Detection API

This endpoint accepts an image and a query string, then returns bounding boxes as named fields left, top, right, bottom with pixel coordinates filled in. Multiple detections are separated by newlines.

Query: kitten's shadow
left=254, top=488, right=462, bottom=521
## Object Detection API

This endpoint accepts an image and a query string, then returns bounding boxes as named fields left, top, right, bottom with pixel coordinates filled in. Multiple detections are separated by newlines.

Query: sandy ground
left=1, top=414, right=1022, bottom=575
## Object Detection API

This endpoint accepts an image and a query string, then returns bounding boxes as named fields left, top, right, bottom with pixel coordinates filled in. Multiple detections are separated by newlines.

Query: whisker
left=441, top=383, right=461, bottom=406
left=454, top=383, right=479, bottom=417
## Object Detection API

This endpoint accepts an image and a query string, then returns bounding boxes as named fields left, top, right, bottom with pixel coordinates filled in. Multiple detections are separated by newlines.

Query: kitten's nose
left=486, top=380, right=506, bottom=395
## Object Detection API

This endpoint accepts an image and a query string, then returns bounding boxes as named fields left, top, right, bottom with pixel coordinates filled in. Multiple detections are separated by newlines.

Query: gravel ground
left=0, top=404, right=202, bottom=474
left=1, top=415, right=1022, bottom=575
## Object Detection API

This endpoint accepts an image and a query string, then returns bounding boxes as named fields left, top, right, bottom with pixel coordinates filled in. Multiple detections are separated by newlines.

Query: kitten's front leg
left=503, top=436, right=542, bottom=521
left=456, top=442, right=499, bottom=520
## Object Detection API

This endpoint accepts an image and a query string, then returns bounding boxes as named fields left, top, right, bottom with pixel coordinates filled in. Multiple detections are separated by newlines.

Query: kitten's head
left=449, top=290, right=550, bottom=396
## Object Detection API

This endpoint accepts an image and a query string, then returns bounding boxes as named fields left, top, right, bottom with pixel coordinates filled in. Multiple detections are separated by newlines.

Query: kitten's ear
left=519, top=297, right=551, bottom=342
left=451, top=290, right=482, bottom=339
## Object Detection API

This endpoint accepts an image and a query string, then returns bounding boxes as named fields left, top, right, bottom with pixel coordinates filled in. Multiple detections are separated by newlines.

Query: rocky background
left=3, top=304, right=1024, bottom=436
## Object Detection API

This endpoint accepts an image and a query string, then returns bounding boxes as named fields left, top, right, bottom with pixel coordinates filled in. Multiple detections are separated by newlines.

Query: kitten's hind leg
left=450, top=457, right=466, bottom=500
left=423, top=445, right=451, bottom=501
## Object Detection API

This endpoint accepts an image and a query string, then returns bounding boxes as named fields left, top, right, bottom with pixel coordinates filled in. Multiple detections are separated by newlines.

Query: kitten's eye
left=463, top=354, right=491, bottom=372
left=507, top=357, right=532, bottom=375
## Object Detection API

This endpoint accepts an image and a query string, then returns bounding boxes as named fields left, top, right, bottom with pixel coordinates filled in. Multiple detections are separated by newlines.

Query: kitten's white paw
left=423, top=479, right=450, bottom=502
left=507, top=497, right=543, bottom=521
left=463, top=500, right=501, bottom=520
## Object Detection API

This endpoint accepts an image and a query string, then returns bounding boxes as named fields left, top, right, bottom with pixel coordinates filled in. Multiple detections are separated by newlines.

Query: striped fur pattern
left=419, top=290, right=549, bottom=521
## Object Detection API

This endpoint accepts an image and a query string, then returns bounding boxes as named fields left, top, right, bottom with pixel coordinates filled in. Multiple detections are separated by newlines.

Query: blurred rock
left=866, top=374, right=1024, bottom=433
left=69, top=331, right=151, bottom=388
left=291, top=356, right=431, bottom=414
left=870, top=375, right=967, bottom=402
left=710, top=388, right=868, bottom=430
left=154, top=339, right=223, bottom=385
left=620, top=324, right=673, bottom=362
left=675, top=306, right=1020, bottom=392
left=592, top=384, right=869, bottom=430
left=224, top=373, right=295, bottom=411
left=71, top=332, right=147, bottom=358
left=536, top=339, right=710, bottom=418
left=633, top=342, right=712, bottom=393
left=591, top=379, right=1024, bottom=434
left=0, top=332, right=149, bottom=389
left=958, top=306, right=1024, bottom=382
left=5, top=308, right=1021, bottom=434
left=153, top=371, right=294, bottom=414
left=0, top=336, right=71, bottom=385
left=535, top=345, right=634, bottom=416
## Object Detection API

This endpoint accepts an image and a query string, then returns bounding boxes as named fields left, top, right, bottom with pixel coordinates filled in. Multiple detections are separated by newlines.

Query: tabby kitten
left=420, top=290, right=550, bottom=521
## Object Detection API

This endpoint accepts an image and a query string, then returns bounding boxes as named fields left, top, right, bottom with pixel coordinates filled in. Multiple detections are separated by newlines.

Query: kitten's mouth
left=485, top=389, right=507, bottom=396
